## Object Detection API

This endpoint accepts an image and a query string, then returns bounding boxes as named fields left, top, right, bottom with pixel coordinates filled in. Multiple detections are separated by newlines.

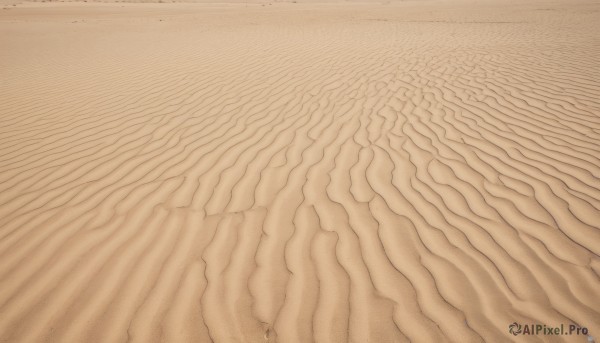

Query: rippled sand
left=0, top=1, right=599, bottom=342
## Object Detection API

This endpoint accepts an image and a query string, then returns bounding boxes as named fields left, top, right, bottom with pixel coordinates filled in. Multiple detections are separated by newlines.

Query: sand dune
left=0, top=1, right=599, bottom=342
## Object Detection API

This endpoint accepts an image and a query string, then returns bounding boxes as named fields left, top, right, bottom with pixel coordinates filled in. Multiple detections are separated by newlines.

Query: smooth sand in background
left=0, top=1, right=599, bottom=342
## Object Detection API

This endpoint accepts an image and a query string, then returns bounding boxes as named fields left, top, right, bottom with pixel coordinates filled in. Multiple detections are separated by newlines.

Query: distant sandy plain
left=1, top=0, right=599, bottom=342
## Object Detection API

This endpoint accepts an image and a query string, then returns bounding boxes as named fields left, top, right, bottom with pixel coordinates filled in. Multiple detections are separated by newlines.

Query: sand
left=0, top=0, right=599, bottom=342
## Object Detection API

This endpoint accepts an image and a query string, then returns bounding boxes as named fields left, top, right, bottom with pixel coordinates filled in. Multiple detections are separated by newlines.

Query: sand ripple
left=0, top=1, right=599, bottom=342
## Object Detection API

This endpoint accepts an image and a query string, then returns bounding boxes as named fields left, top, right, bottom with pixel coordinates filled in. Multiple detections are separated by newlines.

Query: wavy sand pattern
left=0, top=1, right=599, bottom=342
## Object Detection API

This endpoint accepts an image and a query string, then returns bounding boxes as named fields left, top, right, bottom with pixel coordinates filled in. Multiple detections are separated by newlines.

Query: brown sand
left=0, top=0, right=599, bottom=342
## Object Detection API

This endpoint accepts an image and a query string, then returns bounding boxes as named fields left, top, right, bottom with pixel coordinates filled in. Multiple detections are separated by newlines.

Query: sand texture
left=0, top=1, right=599, bottom=342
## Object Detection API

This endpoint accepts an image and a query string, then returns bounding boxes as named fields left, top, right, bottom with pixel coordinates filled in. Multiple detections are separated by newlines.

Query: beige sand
left=0, top=0, right=599, bottom=342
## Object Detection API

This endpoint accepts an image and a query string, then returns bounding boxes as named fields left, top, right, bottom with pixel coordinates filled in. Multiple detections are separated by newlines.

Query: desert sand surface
left=1, top=0, right=599, bottom=342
